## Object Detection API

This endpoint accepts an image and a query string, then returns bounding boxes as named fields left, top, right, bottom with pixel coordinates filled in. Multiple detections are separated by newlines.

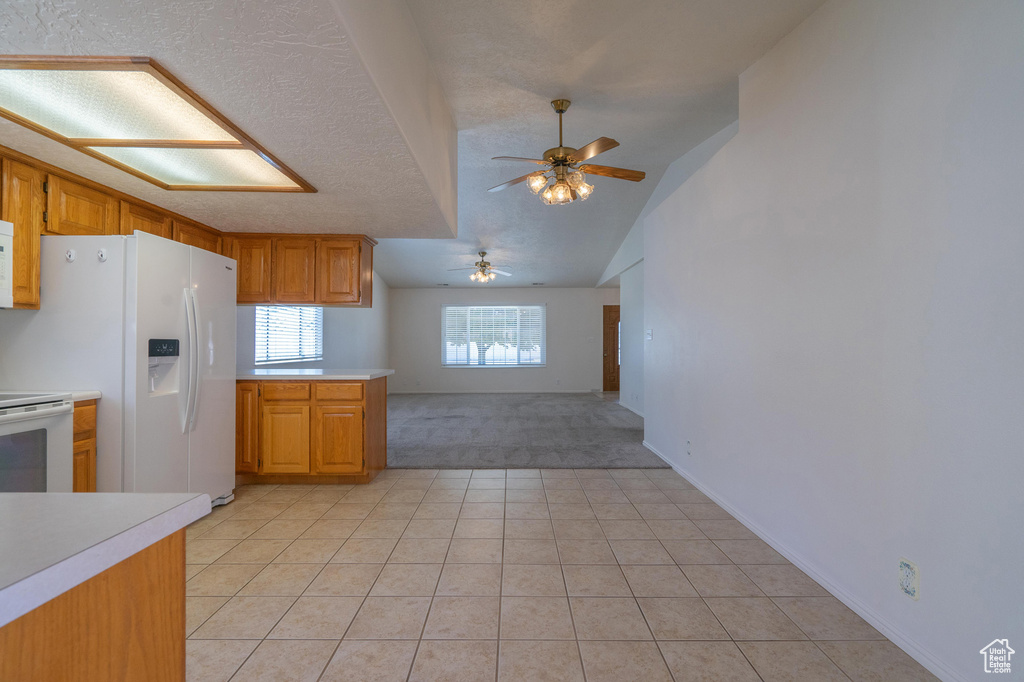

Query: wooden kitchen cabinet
left=173, top=219, right=222, bottom=254
left=316, top=238, right=361, bottom=304
left=1, top=158, right=45, bottom=308
left=313, top=405, right=364, bottom=474
left=72, top=399, right=98, bottom=492
left=226, top=236, right=273, bottom=303
left=272, top=238, right=316, bottom=303
left=237, top=378, right=386, bottom=483
left=120, top=200, right=172, bottom=239
left=235, top=382, right=259, bottom=474
left=45, top=175, right=119, bottom=236
left=224, top=233, right=374, bottom=306
left=260, top=404, right=311, bottom=474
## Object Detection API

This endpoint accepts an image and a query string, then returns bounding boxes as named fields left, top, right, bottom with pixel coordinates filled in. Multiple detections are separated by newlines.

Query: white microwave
left=0, top=392, right=74, bottom=492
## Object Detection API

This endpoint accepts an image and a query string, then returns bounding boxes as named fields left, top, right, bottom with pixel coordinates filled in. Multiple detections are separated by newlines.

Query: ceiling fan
left=488, top=99, right=646, bottom=205
left=447, top=251, right=511, bottom=282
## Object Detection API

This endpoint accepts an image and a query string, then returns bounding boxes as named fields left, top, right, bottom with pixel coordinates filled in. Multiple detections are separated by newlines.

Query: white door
left=125, top=232, right=191, bottom=492
left=187, top=246, right=237, bottom=502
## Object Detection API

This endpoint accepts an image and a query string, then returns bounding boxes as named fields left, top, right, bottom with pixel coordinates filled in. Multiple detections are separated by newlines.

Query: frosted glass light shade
left=0, top=70, right=235, bottom=141
left=88, top=147, right=299, bottom=187
left=0, top=57, right=313, bottom=192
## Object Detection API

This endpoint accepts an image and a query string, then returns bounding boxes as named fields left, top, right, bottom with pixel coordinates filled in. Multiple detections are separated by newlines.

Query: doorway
left=603, top=305, right=620, bottom=391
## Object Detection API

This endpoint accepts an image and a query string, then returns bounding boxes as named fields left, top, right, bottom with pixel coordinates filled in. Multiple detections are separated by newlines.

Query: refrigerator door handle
left=179, top=288, right=192, bottom=433
left=188, top=288, right=202, bottom=432
left=182, top=287, right=199, bottom=434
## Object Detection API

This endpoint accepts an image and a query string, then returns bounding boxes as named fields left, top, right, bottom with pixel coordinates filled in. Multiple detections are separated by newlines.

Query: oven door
left=0, top=402, right=74, bottom=492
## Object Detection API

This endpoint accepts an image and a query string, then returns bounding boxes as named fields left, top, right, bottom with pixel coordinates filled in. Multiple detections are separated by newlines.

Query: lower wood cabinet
left=72, top=399, right=97, bottom=492
left=236, top=378, right=386, bottom=483
left=235, top=382, right=259, bottom=473
left=261, top=404, right=311, bottom=474
left=314, top=405, right=363, bottom=474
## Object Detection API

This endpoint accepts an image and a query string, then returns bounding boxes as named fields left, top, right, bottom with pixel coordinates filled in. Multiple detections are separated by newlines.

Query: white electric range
left=0, top=391, right=74, bottom=492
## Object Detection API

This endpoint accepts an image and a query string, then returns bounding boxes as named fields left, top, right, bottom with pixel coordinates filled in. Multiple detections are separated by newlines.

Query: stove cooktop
left=0, top=392, right=73, bottom=410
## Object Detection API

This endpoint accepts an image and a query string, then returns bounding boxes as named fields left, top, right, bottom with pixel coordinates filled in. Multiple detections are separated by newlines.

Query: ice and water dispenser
left=148, top=338, right=180, bottom=394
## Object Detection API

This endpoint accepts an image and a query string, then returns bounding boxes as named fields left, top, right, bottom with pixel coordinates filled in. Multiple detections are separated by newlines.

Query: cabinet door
left=45, top=175, right=119, bottom=236
left=313, top=405, right=364, bottom=474
left=120, top=200, right=172, bottom=239
left=273, top=238, right=316, bottom=303
left=172, top=219, right=223, bottom=254
left=1, top=158, right=45, bottom=308
left=260, top=404, right=310, bottom=473
left=316, top=239, right=360, bottom=304
left=236, top=382, right=259, bottom=473
left=228, top=237, right=273, bottom=303
left=72, top=439, right=97, bottom=493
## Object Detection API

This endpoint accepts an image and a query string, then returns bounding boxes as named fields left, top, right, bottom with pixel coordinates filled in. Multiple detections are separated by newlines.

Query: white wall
left=236, top=271, right=390, bottom=370
left=618, top=263, right=644, bottom=415
left=642, top=2, right=1024, bottom=680
left=388, top=287, right=618, bottom=393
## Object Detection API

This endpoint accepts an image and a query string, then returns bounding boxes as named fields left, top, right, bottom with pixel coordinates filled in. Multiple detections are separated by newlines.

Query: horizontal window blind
left=255, top=306, right=323, bottom=364
left=442, top=305, right=546, bottom=367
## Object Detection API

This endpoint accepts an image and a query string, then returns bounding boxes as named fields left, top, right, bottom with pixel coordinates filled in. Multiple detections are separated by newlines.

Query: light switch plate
left=645, top=329, right=653, bottom=341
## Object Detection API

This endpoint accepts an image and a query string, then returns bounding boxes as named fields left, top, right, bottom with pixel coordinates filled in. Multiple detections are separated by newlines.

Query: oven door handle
left=0, top=402, right=73, bottom=425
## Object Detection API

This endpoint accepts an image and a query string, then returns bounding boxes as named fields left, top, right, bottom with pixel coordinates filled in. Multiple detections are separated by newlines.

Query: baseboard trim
left=618, top=401, right=644, bottom=418
left=388, top=390, right=597, bottom=394
left=641, top=440, right=963, bottom=682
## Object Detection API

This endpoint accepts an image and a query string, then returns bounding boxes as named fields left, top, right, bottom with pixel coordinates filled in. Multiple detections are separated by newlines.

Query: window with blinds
left=255, top=306, right=323, bottom=364
left=442, top=305, right=546, bottom=367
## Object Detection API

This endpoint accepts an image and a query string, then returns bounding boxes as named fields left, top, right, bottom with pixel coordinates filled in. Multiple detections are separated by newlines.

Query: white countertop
left=0, top=493, right=210, bottom=627
left=238, top=368, right=395, bottom=381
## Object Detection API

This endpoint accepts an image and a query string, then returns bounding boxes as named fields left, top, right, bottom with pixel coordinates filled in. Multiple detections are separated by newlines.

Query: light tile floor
left=185, top=468, right=938, bottom=681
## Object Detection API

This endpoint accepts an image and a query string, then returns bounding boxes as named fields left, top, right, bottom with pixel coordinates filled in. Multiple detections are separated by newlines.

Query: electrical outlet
left=898, top=558, right=919, bottom=600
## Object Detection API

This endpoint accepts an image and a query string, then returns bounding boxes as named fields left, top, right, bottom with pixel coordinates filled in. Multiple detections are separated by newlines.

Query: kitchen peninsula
left=235, top=369, right=393, bottom=484
left=0, top=493, right=209, bottom=681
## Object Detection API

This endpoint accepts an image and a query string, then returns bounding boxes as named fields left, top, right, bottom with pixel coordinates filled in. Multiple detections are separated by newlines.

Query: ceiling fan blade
left=446, top=267, right=478, bottom=271
left=569, top=137, right=619, bottom=164
left=492, top=156, right=548, bottom=165
left=580, top=164, right=646, bottom=182
left=487, top=171, right=545, bottom=192
left=491, top=269, right=512, bottom=276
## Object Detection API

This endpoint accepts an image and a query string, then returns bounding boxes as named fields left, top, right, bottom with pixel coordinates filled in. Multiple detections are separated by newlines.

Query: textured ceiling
left=0, top=0, right=453, bottom=238
left=0, top=0, right=825, bottom=285
left=376, top=0, right=826, bottom=288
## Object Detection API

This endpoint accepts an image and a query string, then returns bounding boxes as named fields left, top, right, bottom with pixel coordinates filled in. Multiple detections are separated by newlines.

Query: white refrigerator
left=0, top=232, right=236, bottom=503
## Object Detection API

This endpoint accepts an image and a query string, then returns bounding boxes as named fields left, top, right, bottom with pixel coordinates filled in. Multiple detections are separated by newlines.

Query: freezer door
left=188, top=246, right=237, bottom=503
left=125, top=232, right=191, bottom=493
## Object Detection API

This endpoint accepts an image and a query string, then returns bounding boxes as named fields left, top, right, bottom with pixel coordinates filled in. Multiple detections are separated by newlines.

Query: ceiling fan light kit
left=448, top=251, right=511, bottom=283
left=489, top=99, right=645, bottom=205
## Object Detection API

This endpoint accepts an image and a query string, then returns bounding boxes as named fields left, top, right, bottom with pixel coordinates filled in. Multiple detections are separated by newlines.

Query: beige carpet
left=387, top=393, right=667, bottom=469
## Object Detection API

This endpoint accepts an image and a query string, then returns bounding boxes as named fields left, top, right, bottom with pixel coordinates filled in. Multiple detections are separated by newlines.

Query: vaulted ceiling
left=1, top=0, right=824, bottom=288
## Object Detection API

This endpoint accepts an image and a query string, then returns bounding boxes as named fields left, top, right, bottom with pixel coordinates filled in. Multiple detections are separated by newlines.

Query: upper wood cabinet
left=273, top=238, right=316, bottom=303
left=45, top=175, right=119, bottom=236
left=1, top=158, right=45, bottom=308
left=173, top=219, right=222, bottom=254
left=225, top=233, right=374, bottom=307
left=120, top=200, right=172, bottom=239
left=317, top=239, right=360, bottom=304
left=226, top=236, right=273, bottom=303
